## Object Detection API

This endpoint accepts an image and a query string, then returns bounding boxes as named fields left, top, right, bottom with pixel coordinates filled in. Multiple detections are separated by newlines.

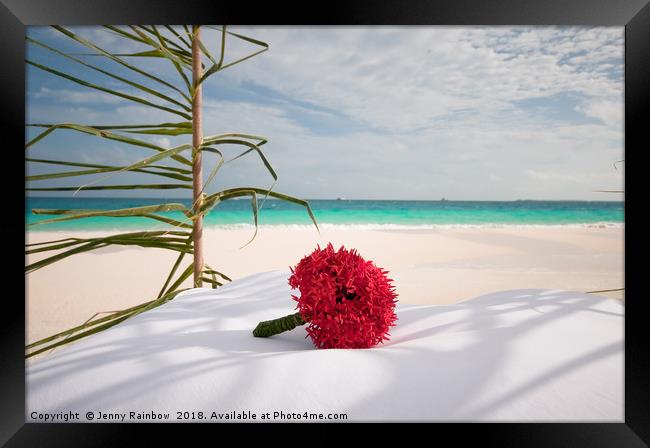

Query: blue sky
left=26, top=26, right=624, bottom=200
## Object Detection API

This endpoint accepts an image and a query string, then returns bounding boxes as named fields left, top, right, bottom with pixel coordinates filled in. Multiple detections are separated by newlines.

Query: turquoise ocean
left=26, top=197, right=624, bottom=231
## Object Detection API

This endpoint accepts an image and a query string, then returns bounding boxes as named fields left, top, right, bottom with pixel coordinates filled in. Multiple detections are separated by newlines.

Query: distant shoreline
left=26, top=195, right=625, bottom=203
left=26, top=222, right=625, bottom=233
left=25, top=197, right=625, bottom=231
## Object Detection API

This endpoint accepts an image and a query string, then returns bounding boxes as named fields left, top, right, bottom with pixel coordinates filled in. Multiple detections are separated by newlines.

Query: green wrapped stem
left=253, top=312, right=306, bottom=337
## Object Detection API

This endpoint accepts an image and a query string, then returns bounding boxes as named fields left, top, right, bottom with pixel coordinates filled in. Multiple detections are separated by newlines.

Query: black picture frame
left=2, top=0, right=648, bottom=444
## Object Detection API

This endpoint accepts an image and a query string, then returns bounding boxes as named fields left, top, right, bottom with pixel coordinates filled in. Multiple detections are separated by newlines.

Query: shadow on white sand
left=27, top=270, right=623, bottom=422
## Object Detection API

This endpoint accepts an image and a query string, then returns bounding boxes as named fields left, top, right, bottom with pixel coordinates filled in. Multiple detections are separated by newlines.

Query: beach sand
left=26, top=226, right=624, bottom=344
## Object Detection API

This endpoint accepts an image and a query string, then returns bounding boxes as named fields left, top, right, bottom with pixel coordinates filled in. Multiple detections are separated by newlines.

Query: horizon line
left=25, top=195, right=625, bottom=203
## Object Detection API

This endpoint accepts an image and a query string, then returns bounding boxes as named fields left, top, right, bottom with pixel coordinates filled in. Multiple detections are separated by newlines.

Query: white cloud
left=31, top=87, right=125, bottom=104
left=42, top=25, right=145, bottom=54
left=150, top=137, right=172, bottom=148
left=27, top=26, right=625, bottom=200
left=210, top=26, right=623, bottom=133
left=576, top=98, right=623, bottom=128
left=201, top=99, right=305, bottom=138
left=77, top=145, right=134, bottom=166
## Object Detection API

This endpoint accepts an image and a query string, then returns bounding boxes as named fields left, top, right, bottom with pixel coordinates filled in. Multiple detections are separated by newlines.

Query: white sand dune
left=27, top=270, right=623, bottom=422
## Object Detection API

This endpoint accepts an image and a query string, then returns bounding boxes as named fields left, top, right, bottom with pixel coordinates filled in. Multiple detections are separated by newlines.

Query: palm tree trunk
left=191, top=25, right=204, bottom=288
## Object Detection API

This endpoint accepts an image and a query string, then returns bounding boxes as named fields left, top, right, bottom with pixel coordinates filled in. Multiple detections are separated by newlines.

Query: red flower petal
left=288, top=243, right=398, bottom=349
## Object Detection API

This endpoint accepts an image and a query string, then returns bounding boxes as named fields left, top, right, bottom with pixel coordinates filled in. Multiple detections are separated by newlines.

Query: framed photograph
left=2, top=0, right=648, bottom=443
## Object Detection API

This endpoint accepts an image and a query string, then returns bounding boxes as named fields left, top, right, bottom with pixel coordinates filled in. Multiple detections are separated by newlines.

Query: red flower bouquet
left=253, top=244, right=398, bottom=348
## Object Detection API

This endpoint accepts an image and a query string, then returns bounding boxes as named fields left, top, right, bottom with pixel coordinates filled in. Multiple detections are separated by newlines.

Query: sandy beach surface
left=26, top=226, right=624, bottom=344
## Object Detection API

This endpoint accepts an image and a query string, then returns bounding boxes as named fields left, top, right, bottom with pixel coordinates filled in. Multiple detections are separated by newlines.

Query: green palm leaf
left=28, top=203, right=190, bottom=226
left=26, top=60, right=192, bottom=120
left=202, top=186, right=319, bottom=231
left=26, top=157, right=191, bottom=175
left=53, top=25, right=192, bottom=104
left=27, top=183, right=192, bottom=192
left=24, top=25, right=318, bottom=358
left=26, top=123, right=193, bottom=166
left=198, top=26, right=268, bottom=86
left=26, top=230, right=193, bottom=274
left=27, top=37, right=191, bottom=112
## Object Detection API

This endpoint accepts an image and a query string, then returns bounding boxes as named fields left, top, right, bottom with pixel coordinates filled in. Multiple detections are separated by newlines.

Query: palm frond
left=53, top=25, right=192, bottom=104
left=25, top=25, right=318, bottom=358
left=27, top=37, right=191, bottom=112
